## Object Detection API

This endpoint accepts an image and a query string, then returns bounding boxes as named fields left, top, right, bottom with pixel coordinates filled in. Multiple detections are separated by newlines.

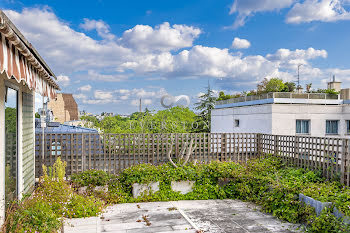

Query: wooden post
left=256, top=133, right=260, bottom=158
left=341, top=139, right=348, bottom=185
left=274, top=135, right=278, bottom=156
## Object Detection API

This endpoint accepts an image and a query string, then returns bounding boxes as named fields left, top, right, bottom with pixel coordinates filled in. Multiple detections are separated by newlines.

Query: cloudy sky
left=2, top=0, right=350, bottom=114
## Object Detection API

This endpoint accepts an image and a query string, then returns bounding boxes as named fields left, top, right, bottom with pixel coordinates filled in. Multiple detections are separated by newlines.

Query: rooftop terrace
left=215, top=92, right=341, bottom=109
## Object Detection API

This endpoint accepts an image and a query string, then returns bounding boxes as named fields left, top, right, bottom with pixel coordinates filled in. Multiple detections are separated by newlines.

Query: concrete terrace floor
left=63, top=199, right=303, bottom=233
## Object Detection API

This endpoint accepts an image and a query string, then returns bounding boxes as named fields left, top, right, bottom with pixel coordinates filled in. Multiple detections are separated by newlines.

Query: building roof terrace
left=215, top=92, right=342, bottom=109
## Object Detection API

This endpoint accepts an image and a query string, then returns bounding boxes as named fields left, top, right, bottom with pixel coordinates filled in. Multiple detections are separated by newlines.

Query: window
left=5, top=86, right=18, bottom=209
left=326, top=120, right=339, bottom=135
left=235, top=119, right=240, bottom=127
left=296, top=120, right=310, bottom=134
left=346, top=120, right=350, bottom=134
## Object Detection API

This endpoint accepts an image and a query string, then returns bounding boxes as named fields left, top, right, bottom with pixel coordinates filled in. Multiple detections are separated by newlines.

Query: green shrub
left=3, top=198, right=62, bottom=233
left=71, top=169, right=112, bottom=187
left=64, top=194, right=104, bottom=218
left=302, top=182, right=342, bottom=202
left=335, top=189, right=350, bottom=217
left=307, top=208, right=350, bottom=233
left=2, top=158, right=104, bottom=233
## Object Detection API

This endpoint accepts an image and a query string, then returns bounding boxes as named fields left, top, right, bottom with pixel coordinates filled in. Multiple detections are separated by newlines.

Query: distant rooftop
left=35, top=119, right=98, bottom=134
left=215, top=92, right=341, bottom=109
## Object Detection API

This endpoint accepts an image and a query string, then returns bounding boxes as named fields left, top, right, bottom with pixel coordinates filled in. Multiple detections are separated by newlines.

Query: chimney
left=327, top=75, right=342, bottom=92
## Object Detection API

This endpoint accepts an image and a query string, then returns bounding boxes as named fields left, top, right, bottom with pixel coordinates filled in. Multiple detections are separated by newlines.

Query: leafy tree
left=283, top=82, right=296, bottom=92
left=306, top=83, right=312, bottom=93
left=5, top=107, right=17, bottom=134
left=194, top=83, right=216, bottom=132
left=217, top=91, right=233, bottom=101
left=264, top=78, right=285, bottom=93
left=96, top=107, right=196, bottom=133
left=312, top=88, right=339, bottom=95
left=35, top=112, right=40, bottom=118
left=80, top=115, right=99, bottom=128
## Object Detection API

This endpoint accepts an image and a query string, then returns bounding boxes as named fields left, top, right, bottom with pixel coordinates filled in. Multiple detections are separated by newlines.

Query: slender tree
left=194, top=82, right=216, bottom=132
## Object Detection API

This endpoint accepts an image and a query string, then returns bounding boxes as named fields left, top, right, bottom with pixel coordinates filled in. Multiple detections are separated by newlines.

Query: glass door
left=5, top=86, right=18, bottom=209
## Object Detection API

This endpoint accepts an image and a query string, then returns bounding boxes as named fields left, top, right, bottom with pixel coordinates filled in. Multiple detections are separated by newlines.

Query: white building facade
left=212, top=92, right=350, bottom=138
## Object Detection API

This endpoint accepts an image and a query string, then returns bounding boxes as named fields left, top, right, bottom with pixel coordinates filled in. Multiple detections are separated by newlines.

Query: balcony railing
left=215, top=92, right=339, bottom=106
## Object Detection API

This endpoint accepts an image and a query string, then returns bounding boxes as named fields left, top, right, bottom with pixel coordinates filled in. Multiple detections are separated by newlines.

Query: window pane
left=334, top=121, right=338, bottom=134
left=302, top=120, right=309, bottom=134
left=5, top=87, right=18, bottom=211
left=326, top=120, right=338, bottom=134
left=296, top=120, right=309, bottom=134
left=296, top=120, right=301, bottom=133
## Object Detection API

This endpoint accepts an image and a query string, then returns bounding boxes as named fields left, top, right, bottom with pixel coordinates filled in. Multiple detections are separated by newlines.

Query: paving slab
left=63, top=199, right=303, bottom=233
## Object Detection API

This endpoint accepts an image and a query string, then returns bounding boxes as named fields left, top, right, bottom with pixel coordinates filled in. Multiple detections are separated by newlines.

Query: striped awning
left=0, top=13, right=59, bottom=99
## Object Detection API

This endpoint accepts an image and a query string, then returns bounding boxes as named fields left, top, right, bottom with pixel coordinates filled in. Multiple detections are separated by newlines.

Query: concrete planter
left=299, top=194, right=332, bottom=216
left=132, top=182, right=159, bottom=198
left=333, top=207, right=350, bottom=224
left=218, top=178, right=234, bottom=187
left=171, top=181, right=195, bottom=194
left=78, top=186, right=88, bottom=194
left=94, top=185, right=109, bottom=193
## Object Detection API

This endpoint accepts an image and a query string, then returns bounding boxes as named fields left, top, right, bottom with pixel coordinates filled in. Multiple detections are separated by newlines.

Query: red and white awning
left=0, top=16, right=59, bottom=99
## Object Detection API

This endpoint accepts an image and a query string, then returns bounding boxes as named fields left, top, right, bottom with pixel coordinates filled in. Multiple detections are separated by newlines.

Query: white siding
left=211, top=105, right=273, bottom=134
left=211, top=103, right=350, bottom=138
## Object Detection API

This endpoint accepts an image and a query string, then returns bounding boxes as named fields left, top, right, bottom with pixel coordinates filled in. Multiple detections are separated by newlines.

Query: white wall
left=211, top=103, right=350, bottom=138
left=211, top=104, right=273, bottom=134
left=271, top=104, right=350, bottom=137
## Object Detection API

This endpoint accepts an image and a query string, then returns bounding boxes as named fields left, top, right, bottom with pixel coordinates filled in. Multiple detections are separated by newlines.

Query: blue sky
left=2, top=0, right=350, bottom=114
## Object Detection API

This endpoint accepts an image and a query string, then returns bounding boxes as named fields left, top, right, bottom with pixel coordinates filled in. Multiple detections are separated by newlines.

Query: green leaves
left=71, top=169, right=113, bottom=187
left=3, top=159, right=104, bottom=233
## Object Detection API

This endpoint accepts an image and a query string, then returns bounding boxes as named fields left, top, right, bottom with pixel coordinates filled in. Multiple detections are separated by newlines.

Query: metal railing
left=216, top=92, right=339, bottom=106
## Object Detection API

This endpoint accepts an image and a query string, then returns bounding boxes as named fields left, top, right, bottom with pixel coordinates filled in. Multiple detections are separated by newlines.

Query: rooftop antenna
left=294, top=64, right=303, bottom=93
left=297, top=64, right=302, bottom=88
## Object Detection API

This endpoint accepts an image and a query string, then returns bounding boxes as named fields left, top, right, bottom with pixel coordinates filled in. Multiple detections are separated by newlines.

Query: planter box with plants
left=298, top=181, right=350, bottom=225
left=171, top=180, right=195, bottom=194
left=132, top=182, right=160, bottom=198
left=299, top=193, right=332, bottom=216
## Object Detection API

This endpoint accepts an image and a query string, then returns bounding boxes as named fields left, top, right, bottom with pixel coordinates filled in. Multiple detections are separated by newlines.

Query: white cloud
left=131, top=99, right=152, bottom=106
left=231, top=37, right=251, bottom=49
left=144, top=99, right=152, bottom=105
left=120, top=22, right=201, bottom=52
left=73, top=93, right=87, bottom=99
left=94, top=90, right=113, bottom=99
left=87, top=70, right=129, bottom=82
left=57, top=75, right=70, bottom=86
left=4, top=8, right=131, bottom=75
left=82, top=99, right=120, bottom=105
left=228, top=0, right=350, bottom=27
left=80, top=18, right=115, bottom=40
left=131, top=99, right=140, bottom=106
left=115, top=88, right=163, bottom=99
left=229, top=0, right=295, bottom=28
left=5, top=7, right=350, bottom=104
left=286, top=0, right=350, bottom=24
left=78, top=84, right=92, bottom=92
